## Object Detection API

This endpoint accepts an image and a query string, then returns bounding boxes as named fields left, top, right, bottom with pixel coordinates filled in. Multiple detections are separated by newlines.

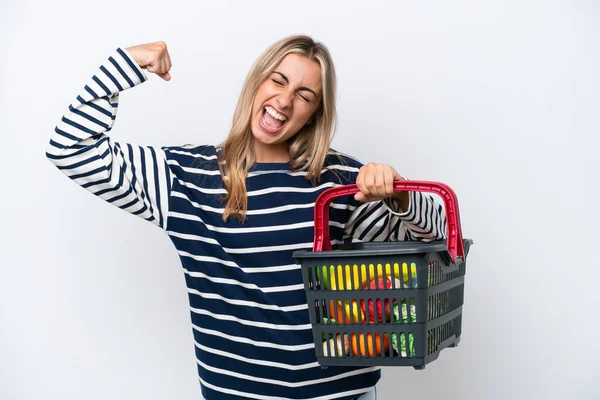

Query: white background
left=1, top=1, right=599, bottom=399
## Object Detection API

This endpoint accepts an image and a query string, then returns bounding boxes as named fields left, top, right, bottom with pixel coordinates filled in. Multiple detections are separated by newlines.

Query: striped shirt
left=46, top=47, right=446, bottom=400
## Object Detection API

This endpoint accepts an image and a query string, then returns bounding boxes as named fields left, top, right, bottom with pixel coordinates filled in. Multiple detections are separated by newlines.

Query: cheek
left=253, top=85, right=270, bottom=111
left=294, top=105, right=317, bottom=125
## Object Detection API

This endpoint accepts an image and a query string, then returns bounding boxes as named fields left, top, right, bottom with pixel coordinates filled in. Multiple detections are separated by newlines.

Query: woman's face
left=250, top=53, right=322, bottom=161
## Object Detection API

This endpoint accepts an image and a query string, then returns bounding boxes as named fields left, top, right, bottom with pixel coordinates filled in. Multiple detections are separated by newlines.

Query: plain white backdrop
left=1, top=1, right=599, bottom=399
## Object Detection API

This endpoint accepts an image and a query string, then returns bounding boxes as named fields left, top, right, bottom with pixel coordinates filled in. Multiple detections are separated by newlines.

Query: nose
left=276, top=89, right=294, bottom=110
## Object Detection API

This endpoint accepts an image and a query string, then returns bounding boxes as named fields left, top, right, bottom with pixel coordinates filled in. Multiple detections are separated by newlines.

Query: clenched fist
left=125, top=41, right=172, bottom=81
left=354, top=162, right=410, bottom=211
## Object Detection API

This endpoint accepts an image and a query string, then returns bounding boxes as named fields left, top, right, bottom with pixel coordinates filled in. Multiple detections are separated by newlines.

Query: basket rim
left=293, top=239, right=465, bottom=259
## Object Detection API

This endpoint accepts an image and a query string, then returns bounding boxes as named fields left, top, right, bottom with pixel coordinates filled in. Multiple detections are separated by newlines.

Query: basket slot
left=427, top=258, right=466, bottom=287
left=390, top=330, right=415, bottom=358
left=427, top=315, right=461, bottom=354
left=316, top=265, right=321, bottom=290
left=323, top=335, right=330, bottom=357
left=393, top=297, right=417, bottom=324
left=386, top=330, right=394, bottom=357
left=427, top=285, right=464, bottom=321
left=362, top=295, right=395, bottom=324
left=398, top=298, right=405, bottom=322
left=408, top=297, right=414, bottom=321
left=354, top=298, right=362, bottom=325
left=315, top=299, right=330, bottom=324
left=341, top=332, right=350, bottom=358
left=323, top=298, right=370, bottom=326
left=390, top=270, right=398, bottom=289
left=369, top=334, right=376, bottom=357
left=326, top=300, right=332, bottom=322
left=351, top=265, right=360, bottom=291
left=321, top=331, right=351, bottom=358
left=379, top=333, right=386, bottom=357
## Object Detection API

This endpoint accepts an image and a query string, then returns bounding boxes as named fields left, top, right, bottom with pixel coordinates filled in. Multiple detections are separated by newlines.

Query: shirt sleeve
left=344, top=189, right=446, bottom=242
left=45, top=47, right=172, bottom=230
left=333, top=150, right=446, bottom=243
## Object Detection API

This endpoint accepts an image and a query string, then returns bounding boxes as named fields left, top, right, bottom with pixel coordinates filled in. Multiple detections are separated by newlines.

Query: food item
left=391, top=300, right=417, bottom=357
left=392, top=299, right=417, bottom=324
left=357, top=263, right=417, bottom=288
left=328, top=300, right=346, bottom=323
left=351, top=333, right=390, bottom=357
left=322, top=334, right=350, bottom=357
left=316, top=265, right=330, bottom=289
left=318, top=265, right=360, bottom=290
left=344, top=299, right=365, bottom=324
left=330, top=265, right=361, bottom=290
left=391, top=332, right=415, bottom=357
left=360, top=278, right=393, bottom=323
left=326, top=299, right=364, bottom=324
left=317, top=262, right=418, bottom=291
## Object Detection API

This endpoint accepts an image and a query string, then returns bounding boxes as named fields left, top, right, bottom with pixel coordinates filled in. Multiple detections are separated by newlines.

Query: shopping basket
left=293, top=180, right=472, bottom=369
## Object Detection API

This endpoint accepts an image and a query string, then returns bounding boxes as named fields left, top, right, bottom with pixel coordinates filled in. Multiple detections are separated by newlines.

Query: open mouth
left=260, top=105, right=288, bottom=133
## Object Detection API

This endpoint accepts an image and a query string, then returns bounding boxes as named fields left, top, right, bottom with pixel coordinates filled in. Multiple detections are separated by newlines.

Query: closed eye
left=272, top=79, right=284, bottom=86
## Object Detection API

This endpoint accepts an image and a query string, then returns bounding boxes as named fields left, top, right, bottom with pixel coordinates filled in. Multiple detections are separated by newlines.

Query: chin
left=254, top=134, right=284, bottom=148
left=251, top=122, right=285, bottom=145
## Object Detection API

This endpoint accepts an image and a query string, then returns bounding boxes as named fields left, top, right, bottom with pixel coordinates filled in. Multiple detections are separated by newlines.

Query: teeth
left=265, top=106, right=287, bottom=122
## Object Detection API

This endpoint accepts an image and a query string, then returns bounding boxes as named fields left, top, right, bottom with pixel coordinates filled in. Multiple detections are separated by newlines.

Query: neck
left=253, top=140, right=289, bottom=163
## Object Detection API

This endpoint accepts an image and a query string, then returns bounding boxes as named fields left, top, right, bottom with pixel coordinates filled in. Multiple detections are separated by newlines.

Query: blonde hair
left=219, top=35, right=337, bottom=222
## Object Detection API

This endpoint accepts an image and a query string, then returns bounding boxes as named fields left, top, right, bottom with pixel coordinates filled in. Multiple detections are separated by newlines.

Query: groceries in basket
left=318, top=262, right=419, bottom=357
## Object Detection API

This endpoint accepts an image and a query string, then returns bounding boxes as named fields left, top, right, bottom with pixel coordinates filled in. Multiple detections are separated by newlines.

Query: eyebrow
left=273, top=71, right=318, bottom=97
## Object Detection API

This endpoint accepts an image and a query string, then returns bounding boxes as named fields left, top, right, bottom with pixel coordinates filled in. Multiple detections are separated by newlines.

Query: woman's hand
left=125, top=41, right=172, bottom=81
left=354, top=163, right=410, bottom=211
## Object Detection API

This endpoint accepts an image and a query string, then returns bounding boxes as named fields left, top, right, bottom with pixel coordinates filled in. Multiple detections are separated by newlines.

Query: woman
left=46, top=35, right=445, bottom=400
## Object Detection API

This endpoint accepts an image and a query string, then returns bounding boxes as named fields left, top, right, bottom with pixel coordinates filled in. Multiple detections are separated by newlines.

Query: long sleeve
left=46, top=48, right=172, bottom=229
left=341, top=169, right=447, bottom=243
left=344, top=191, right=446, bottom=243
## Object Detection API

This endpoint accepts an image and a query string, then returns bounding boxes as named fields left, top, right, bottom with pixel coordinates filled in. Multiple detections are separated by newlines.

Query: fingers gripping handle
left=313, top=180, right=465, bottom=264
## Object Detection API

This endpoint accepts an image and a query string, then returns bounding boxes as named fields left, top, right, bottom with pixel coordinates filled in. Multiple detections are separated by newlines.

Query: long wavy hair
left=219, top=35, right=338, bottom=222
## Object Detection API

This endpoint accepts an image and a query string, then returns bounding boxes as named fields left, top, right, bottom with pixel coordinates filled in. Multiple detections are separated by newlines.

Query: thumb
left=158, top=72, right=172, bottom=81
left=354, top=192, right=366, bottom=202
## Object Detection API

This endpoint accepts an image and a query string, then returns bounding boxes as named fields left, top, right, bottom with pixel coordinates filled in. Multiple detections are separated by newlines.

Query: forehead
left=274, top=53, right=322, bottom=94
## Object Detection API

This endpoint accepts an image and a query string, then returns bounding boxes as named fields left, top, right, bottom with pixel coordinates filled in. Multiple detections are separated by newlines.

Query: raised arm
left=46, top=42, right=174, bottom=229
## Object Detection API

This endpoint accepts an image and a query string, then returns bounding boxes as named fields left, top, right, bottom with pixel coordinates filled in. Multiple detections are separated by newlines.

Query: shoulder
left=161, top=144, right=220, bottom=170
left=163, top=144, right=218, bottom=157
left=162, top=144, right=218, bottom=161
left=320, top=148, right=364, bottom=185
left=324, top=148, right=364, bottom=170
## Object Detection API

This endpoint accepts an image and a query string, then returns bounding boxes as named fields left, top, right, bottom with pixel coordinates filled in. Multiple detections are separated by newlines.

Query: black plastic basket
left=293, top=180, right=472, bottom=369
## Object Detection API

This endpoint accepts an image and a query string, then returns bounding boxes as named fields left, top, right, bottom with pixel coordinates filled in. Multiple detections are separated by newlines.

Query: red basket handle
left=313, top=180, right=465, bottom=264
